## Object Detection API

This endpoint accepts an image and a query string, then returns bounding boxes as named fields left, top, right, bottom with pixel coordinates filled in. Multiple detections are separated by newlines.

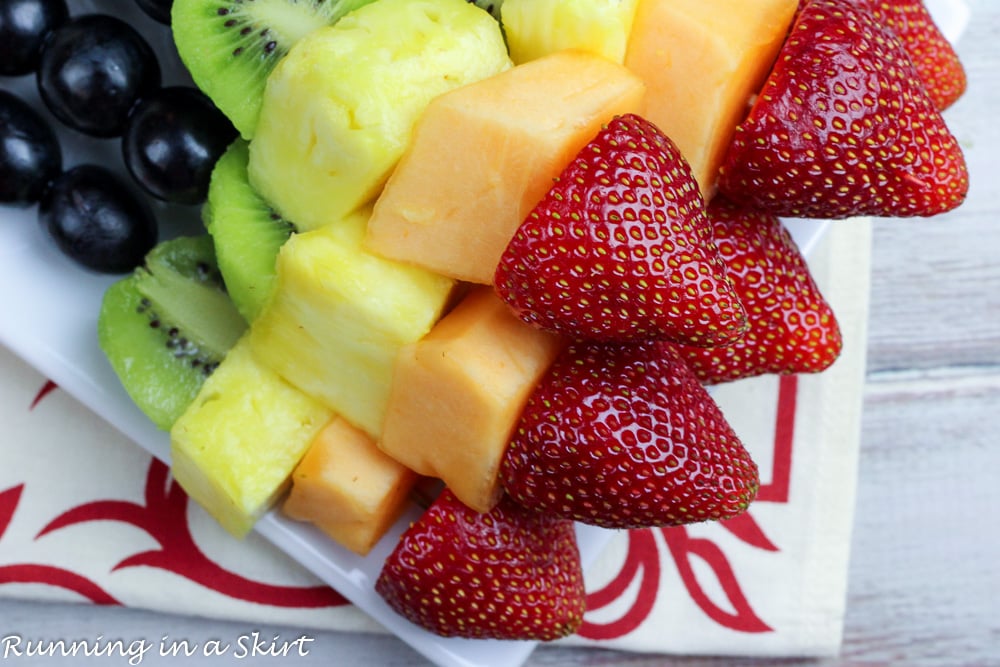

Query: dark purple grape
left=134, top=0, right=173, bottom=25
left=122, top=86, right=237, bottom=205
left=36, top=14, right=161, bottom=138
left=0, top=89, right=61, bottom=205
left=40, top=164, right=158, bottom=273
left=0, top=0, right=68, bottom=76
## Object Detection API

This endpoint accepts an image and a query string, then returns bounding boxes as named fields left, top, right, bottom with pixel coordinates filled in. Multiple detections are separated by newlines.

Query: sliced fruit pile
left=2, top=0, right=967, bottom=643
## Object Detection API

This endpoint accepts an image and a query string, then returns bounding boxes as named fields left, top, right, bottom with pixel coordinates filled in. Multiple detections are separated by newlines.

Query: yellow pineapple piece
left=502, top=0, right=641, bottom=64
left=247, top=0, right=511, bottom=231
left=380, top=287, right=564, bottom=512
left=624, top=0, right=799, bottom=195
left=283, top=417, right=418, bottom=556
left=248, top=207, right=455, bottom=438
left=170, top=335, right=333, bottom=537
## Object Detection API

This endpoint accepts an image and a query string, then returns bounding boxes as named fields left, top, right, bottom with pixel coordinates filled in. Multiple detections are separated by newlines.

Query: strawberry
left=375, top=488, right=586, bottom=641
left=500, top=339, right=759, bottom=529
left=494, top=113, right=747, bottom=347
left=798, top=0, right=968, bottom=110
left=718, top=0, right=968, bottom=219
left=674, top=197, right=843, bottom=384
left=843, top=0, right=967, bottom=110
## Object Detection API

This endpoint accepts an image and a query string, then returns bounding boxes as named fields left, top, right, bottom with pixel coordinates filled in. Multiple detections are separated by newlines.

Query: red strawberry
left=848, top=0, right=966, bottom=110
left=719, top=0, right=968, bottom=219
left=375, top=489, right=585, bottom=640
left=494, top=113, right=747, bottom=347
left=675, top=197, right=843, bottom=384
left=798, top=0, right=968, bottom=110
left=500, top=339, right=759, bottom=529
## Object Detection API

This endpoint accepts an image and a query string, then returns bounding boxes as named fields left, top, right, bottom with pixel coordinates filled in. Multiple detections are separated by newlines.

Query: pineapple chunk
left=283, top=417, right=418, bottom=556
left=249, top=207, right=455, bottom=438
left=380, top=287, right=564, bottom=512
left=247, top=0, right=512, bottom=231
left=170, top=336, right=333, bottom=537
left=502, top=0, right=641, bottom=64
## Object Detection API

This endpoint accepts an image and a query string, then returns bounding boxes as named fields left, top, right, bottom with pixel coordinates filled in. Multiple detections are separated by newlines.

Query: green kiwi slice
left=171, top=0, right=378, bottom=139
left=204, top=138, right=294, bottom=323
left=98, top=235, right=247, bottom=430
left=466, top=0, right=504, bottom=21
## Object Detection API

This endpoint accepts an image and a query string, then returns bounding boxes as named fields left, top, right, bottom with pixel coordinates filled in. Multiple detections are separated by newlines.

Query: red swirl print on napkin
left=578, top=375, right=799, bottom=640
left=0, top=484, right=120, bottom=603
left=578, top=529, right=661, bottom=639
left=3, top=379, right=347, bottom=610
left=29, top=380, right=58, bottom=409
left=37, top=458, right=348, bottom=608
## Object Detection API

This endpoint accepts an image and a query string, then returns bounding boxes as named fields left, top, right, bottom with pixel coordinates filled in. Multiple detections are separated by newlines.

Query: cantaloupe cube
left=380, top=287, right=564, bottom=512
left=624, top=0, right=798, bottom=196
left=282, top=417, right=417, bottom=556
left=365, top=50, right=646, bottom=285
left=171, top=336, right=333, bottom=537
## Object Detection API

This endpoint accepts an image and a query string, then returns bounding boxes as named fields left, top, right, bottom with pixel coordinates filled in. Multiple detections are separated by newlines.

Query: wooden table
left=2, top=2, right=997, bottom=665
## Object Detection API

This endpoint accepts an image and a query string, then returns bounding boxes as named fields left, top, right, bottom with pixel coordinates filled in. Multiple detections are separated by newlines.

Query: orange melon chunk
left=283, top=417, right=418, bottom=556
left=624, top=0, right=798, bottom=196
left=365, top=50, right=646, bottom=285
left=380, top=287, right=564, bottom=512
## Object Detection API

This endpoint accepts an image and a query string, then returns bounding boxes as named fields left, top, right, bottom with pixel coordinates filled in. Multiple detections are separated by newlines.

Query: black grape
left=123, top=87, right=238, bottom=205
left=0, top=0, right=69, bottom=76
left=36, top=14, right=161, bottom=137
left=0, top=89, right=61, bottom=205
left=40, top=164, right=158, bottom=273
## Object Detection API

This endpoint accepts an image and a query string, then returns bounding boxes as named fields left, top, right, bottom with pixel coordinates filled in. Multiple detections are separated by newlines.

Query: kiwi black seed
left=171, top=0, right=379, bottom=139
left=204, top=138, right=295, bottom=323
left=98, top=235, right=247, bottom=430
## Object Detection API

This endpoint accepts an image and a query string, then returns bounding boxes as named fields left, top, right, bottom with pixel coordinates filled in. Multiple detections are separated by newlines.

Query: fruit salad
left=0, top=0, right=968, bottom=647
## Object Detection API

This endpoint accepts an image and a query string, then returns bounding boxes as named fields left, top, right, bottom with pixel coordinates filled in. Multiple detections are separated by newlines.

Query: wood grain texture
left=867, top=2, right=1000, bottom=374
left=1, top=2, right=997, bottom=666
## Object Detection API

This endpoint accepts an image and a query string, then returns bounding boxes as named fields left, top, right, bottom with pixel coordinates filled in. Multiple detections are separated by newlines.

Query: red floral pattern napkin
left=567, top=218, right=871, bottom=656
left=0, top=339, right=377, bottom=636
left=0, top=218, right=870, bottom=656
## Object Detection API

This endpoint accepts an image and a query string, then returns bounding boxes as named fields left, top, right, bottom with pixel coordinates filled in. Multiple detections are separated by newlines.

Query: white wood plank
left=867, top=1, right=1000, bottom=374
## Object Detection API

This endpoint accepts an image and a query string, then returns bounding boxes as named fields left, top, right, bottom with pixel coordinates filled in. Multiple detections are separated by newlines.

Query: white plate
left=0, top=1, right=966, bottom=666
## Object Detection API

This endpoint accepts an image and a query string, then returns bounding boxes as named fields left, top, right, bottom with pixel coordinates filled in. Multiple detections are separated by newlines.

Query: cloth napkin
left=565, top=217, right=871, bottom=656
left=0, top=214, right=871, bottom=658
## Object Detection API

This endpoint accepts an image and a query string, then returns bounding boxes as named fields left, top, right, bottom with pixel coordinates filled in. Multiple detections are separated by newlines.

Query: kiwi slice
left=466, top=0, right=504, bottom=21
left=98, top=235, right=248, bottom=430
left=171, top=0, right=379, bottom=139
left=204, top=138, right=294, bottom=323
